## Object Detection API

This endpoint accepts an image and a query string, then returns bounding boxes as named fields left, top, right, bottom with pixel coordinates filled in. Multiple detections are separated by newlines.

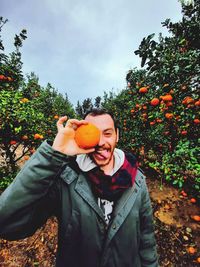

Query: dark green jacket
left=0, top=141, right=158, bottom=267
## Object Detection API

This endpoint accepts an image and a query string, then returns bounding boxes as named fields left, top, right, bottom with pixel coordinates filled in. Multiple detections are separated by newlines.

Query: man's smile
left=94, top=148, right=111, bottom=160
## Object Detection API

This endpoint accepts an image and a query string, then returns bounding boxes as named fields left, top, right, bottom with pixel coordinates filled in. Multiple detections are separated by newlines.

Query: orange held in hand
left=75, top=123, right=100, bottom=149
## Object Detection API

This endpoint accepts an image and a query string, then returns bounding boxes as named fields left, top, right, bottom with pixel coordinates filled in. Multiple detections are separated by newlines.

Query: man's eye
left=104, top=133, right=112, bottom=137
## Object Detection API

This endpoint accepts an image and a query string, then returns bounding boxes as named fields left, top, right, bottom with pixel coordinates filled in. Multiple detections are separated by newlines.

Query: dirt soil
left=0, top=174, right=200, bottom=266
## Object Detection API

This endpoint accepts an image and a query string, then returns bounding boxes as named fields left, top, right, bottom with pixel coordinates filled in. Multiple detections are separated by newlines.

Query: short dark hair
left=83, top=108, right=118, bottom=131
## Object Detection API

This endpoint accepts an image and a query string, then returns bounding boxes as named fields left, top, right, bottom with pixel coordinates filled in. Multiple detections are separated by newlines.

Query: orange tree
left=102, top=1, right=199, bottom=198
left=0, top=18, right=75, bottom=188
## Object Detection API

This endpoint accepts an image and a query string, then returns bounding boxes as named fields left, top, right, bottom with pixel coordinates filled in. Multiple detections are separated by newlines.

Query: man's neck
left=100, top=157, right=115, bottom=175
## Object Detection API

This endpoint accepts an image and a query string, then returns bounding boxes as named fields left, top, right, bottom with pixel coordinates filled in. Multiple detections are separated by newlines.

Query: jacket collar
left=61, top=164, right=144, bottom=224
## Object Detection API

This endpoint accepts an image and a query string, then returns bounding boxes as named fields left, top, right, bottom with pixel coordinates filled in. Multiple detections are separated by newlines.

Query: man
left=0, top=108, right=158, bottom=267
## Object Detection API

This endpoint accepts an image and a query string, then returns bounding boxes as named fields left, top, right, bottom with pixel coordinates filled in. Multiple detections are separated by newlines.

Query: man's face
left=84, top=114, right=119, bottom=172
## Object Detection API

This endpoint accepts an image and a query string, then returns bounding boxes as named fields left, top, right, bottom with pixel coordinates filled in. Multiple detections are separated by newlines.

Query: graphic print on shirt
left=98, top=198, right=114, bottom=224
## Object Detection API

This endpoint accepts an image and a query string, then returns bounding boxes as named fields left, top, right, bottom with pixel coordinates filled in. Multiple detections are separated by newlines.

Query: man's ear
left=116, top=128, right=119, bottom=143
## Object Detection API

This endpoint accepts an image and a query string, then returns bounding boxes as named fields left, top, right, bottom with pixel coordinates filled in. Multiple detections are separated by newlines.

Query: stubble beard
left=89, top=147, right=115, bottom=168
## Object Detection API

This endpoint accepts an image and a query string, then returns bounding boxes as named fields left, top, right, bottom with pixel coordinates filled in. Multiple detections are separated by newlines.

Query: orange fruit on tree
left=161, top=94, right=173, bottom=102
left=10, top=140, right=17, bottom=145
left=142, top=113, right=147, bottom=118
left=150, top=98, right=160, bottom=106
left=7, top=77, right=13, bottom=81
left=54, top=115, right=59, bottom=119
left=165, top=113, right=173, bottom=119
left=181, top=130, right=187, bottom=135
left=194, top=119, right=200, bottom=124
left=22, top=135, right=28, bottom=140
left=187, top=247, right=196, bottom=254
left=190, top=198, right=196, bottom=203
left=194, top=100, right=200, bottom=106
left=197, top=257, right=200, bottom=263
left=191, top=215, right=200, bottom=222
left=181, top=190, right=187, bottom=197
left=24, top=155, right=30, bottom=160
left=34, top=133, right=41, bottom=139
left=142, top=105, right=147, bottom=110
left=74, top=123, right=101, bottom=149
left=182, top=96, right=194, bottom=105
left=139, top=87, right=148, bottom=93
left=166, top=101, right=173, bottom=107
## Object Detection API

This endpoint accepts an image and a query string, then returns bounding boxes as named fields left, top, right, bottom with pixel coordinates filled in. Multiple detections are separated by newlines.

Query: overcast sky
left=1, top=0, right=183, bottom=106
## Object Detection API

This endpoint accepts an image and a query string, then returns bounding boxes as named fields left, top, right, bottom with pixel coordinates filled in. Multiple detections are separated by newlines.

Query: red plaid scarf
left=87, top=153, right=138, bottom=201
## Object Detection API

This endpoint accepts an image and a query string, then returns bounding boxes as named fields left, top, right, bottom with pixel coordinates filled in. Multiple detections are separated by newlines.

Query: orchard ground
left=0, top=156, right=200, bottom=266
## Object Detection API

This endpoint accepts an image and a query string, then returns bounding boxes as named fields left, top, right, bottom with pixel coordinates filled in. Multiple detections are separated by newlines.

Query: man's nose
left=98, top=134, right=105, bottom=146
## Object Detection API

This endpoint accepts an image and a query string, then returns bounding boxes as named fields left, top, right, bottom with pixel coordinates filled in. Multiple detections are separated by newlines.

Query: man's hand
left=52, top=116, right=95, bottom=156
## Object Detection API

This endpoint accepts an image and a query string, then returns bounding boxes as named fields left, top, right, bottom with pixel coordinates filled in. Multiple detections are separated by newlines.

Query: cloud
left=1, top=0, right=182, bottom=106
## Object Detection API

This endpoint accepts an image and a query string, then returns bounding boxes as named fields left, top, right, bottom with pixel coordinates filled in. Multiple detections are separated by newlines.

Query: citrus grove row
left=0, top=1, right=199, bottom=202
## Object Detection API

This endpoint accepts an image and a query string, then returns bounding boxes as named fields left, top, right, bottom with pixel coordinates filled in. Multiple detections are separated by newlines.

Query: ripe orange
left=165, top=113, right=173, bottom=119
left=150, top=98, right=160, bottom=106
left=194, top=100, right=200, bottom=106
left=10, top=140, right=17, bottom=145
left=194, top=119, right=200, bottom=124
left=34, top=133, right=41, bottom=139
left=191, top=215, right=200, bottom=222
left=142, top=105, right=147, bottom=110
left=54, top=115, right=59, bottom=119
left=7, top=77, right=13, bottom=81
left=139, top=87, right=148, bottom=93
left=181, top=130, right=187, bottom=135
left=181, top=190, right=187, bottom=197
left=74, top=123, right=100, bottom=149
left=190, top=198, right=196, bottom=203
left=187, top=247, right=196, bottom=254
left=166, top=101, right=173, bottom=107
left=24, top=155, right=30, bottom=160
left=142, top=113, right=147, bottom=118
left=161, top=94, right=173, bottom=102
left=182, top=96, right=194, bottom=105
left=22, top=135, right=28, bottom=140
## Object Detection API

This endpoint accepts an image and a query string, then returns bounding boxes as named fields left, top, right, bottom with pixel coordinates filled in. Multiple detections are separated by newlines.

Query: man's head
left=83, top=109, right=119, bottom=174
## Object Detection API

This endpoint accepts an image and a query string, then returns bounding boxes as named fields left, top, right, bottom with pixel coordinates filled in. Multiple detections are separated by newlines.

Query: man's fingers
left=57, top=116, right=68, bottom=129
left=66, top=119, right=88, bottom=129
left=56, top=117, right=88, bottom=131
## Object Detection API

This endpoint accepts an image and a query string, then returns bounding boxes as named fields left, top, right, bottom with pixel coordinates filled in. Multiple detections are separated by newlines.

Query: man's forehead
left=85, top=114, right=115, bottom=128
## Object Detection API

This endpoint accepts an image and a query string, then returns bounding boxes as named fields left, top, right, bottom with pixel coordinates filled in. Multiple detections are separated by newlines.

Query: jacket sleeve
left=139, top=178, right=159, bottom=267
left=0, top=140, right=69, bottom=240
